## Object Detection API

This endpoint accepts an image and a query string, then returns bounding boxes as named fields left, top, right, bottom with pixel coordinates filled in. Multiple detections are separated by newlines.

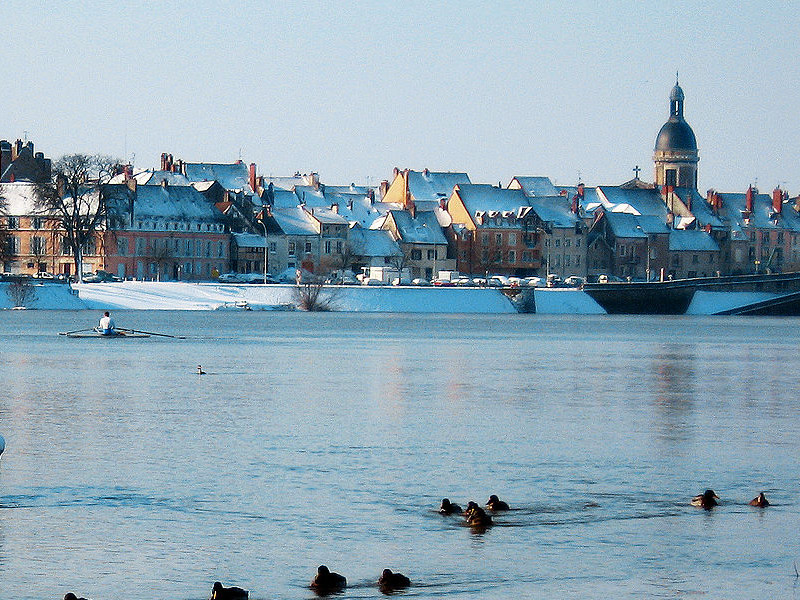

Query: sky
left=2, top=1, right=799, bottom=194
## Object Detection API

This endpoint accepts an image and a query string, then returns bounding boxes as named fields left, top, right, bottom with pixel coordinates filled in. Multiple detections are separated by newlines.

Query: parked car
left=362, top=277, right=384, bottom=286
left=411, top=278, right=431, bottom=286
left=452, top=277, right=473, bottom=286
left=391, top=277, right=412, bottom=286
left=564, top=276, right=585, bottom=287
left=523, top=276, right=544, bottom=287
left=82, top=270, right=121, bottom=283
left=546, top=274, right=563, bottom=287
left=218, top=272, right=242, bottom=283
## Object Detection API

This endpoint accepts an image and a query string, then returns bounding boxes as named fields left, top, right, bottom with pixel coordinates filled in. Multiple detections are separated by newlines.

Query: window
left=218, top=241, right=225, bottom=258
left=555, top=239, right=560, bottom=247
left=137, top=238, right=147, bottom=255
left=82, top=238, right=96, bottom=256
left=565, top=255, right=571, bottom=266
left=576, top=239, right=581, bottom=248
left=508, top=250, right=516, bottom=263
left=32, top=217, right=43, bottom=230
left=427, top=249, right=435, bottom=260
left=508, top=233, right=517, bottom=246
left=575, top=255, right=581, bottom=266
left=7, top=217, right=19, bottom=229
left=620, top=245, right=626, bottom=257
left=117, top=237, right=128, bottom=256
left=305, top=241, right=312, bottom=254
left=31, top=236, right=47, bottom=255
left=336, top=241, right=343, bottom=253
left=495, top=233, right=502, bottom=245
left=692, top=254, right=699, bottom=264
left=522, top=251, right=532, bottom=262
left=708, top=254, right=714, bottom=264
left=174, top=239, right=180, bottom=254
left=61, top=237, right=72, bottom=255
left=269, top=242, right=277, bottom=252
left=481, top=249, right=489, bottom=262
left=5, top=236, right=19, bottom=254
left=565, top=239, right=571, bottom=247
left=206, top=241, right=212, bottom=258
left=288, top=241, right=296, bottom=256
left=481, top=233, right=489, bottom=246
left=411, top=249, right=422, bottom=260
left=324, top=241, right=332, bottom=254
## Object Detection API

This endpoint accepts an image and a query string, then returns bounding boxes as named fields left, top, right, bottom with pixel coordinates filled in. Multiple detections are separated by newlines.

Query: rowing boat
left=64, top=331, right=150, bottom=338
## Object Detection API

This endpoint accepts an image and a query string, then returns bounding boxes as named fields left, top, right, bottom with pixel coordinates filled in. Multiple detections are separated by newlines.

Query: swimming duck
left=691, top=489, right=719, bottom=509
left=378, top=568, right=411, bottom=591
left=466, top=506, right=493, bottom=527
left=486, top=494, right=510, bottom=511
left=64, top=594, right=87, bottom=600
left=197, top=365, right=206, bottom=375
left=749, top=492, right=770, bottom=507
left=211, top=581, right=248, bottom=600
left=310, top=565, right=347, bottom=593
left=439, top=498, right=462, bottom=515
left=463, top=500, right=480, bottom=518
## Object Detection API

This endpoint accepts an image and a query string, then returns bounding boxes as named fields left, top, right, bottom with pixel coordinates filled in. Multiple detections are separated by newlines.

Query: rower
left=197, top=365, right=206, bottom=375
left=98, top=311, right=116, bottom=336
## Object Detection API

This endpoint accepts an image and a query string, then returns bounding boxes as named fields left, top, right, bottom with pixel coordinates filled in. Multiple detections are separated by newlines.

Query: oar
left=117, top=327, right=185, bottom=339
left=59, top=328, right=97, bottom=336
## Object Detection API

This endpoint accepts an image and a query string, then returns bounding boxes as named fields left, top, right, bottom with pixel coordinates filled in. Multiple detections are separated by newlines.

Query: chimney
left=423, top=168, right=430, bottom=178
left=745, top=185, right=754, bottom=213
left=249, top=163, right=257, bottom=191
left=330, top=203, right=338, bottom=214
left=772, top=187, right=783, bottom=214
left=392, top=167, right=399, bottom=179
left=704, top=223, right=712, bottom=233
left=378, top=182, right=388, bottom=200
left=126, top=177, right=137, bottom=193
left=161, top=153, right=168, bottom=171
left=161, top=178, right=168, bottom=188
left=347, top=199, right=354, bottom=211
left=311, top=172, right=320, bottom=190
left=173, top=159, right=182, bottom=174
left=13, top=139, right=22, bottom=160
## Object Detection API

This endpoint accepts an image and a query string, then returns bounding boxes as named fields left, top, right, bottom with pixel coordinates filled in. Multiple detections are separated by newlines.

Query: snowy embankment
left=533, top=288, right=606, bottom=314
left=685, top=291, right=779, bottom=315
left=0, top=282, right=86, bottom=310
left=73, top=281, right=519, bottom=313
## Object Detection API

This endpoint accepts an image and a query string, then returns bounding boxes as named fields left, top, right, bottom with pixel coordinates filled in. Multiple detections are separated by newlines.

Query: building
left=382, top=168, right=471, bottom=213
left=381, top=209, right=455, bottom=280
left=446, top=184, right=541, bottom=276
left=0, top=140, right=51, bottom=184
left=653, top=78, right=699, bottom=190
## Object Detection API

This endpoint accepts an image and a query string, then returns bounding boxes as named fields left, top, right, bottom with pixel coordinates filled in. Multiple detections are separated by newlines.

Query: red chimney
left=745, top=186, right=754, bottom=213
left=772, top=187, right=783, bottom=214
left=160, top=153, right=167, bottom=171
left=249, top=163, right=257, bottom=191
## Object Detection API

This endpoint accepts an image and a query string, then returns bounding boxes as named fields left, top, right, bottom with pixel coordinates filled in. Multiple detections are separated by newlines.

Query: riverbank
left=0, top=281, right=786, bottom=314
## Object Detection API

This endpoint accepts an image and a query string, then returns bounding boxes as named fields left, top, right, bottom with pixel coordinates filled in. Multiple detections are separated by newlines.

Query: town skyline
left=2, top=1, right=798, bottom=193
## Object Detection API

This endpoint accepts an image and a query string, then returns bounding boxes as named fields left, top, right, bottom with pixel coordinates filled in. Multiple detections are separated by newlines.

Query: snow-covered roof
left=388, top=209, right=448, bottom=244
left=262, top=174, right=317, bottom=191
left=710, top=190, right=800, bottom=232
left=597, top=186, right=668, bottom=218
left=0, top=182, right=42, bottom=215
left=183, top=162, right=250, bottom=191
left=112, top=184, right=225, bottom=222
left=407, top=170, right=471, bottom=203
left=111, top=170, right=192, bottom=186
left=306, top=206, right=349, bottom=225
left=455, top=184, right=529, bottom=215
left=270, top=207, right=318, bottom=235
left=232, top=232, right=266, bottom=248
left=511, top=176, right=559, bottom=197
left=673, top=188, right=724, bottom=228
left=669, top=229, right=720, bottom=252
left=348, top=228, right=402, bottom=257
left=528, top=195, right=580, bottom=229
left=601, top=211, right=649, bottom=239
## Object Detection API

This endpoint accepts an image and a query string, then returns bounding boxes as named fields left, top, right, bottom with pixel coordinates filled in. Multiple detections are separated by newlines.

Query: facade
left=231, top=233, right=267, bottom=274
left=382, top=168, right=471, bottom=212
left=104, top=180, right=230, bottom=281
left=446, top=184, right=542, bottom=276
left=381, top=209, right=455, bottom=280
left=0, top=140, right=51, bottom=184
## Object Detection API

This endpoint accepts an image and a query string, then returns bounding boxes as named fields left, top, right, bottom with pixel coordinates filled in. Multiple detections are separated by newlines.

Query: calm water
left=1, top=311, right=800, bottom=599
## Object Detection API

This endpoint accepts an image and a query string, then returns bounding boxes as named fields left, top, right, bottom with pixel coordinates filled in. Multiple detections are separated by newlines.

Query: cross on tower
left=633, top=165, right=641, bottom=179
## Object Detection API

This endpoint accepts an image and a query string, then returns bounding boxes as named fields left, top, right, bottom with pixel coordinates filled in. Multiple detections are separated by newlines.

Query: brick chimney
left=745, top=185, right=754, bottom=213
left=772, top=187, right=783, bottom=214
left=249, top=163, right=257, bottom=191
left=378, top=181, right=388, bottom=200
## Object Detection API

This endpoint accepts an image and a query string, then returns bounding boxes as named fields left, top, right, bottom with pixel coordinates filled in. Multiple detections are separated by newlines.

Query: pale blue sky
left=2, top=1, right=799, bottom=193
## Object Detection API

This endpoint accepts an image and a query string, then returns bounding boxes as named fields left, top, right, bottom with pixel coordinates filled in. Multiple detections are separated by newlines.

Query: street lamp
left=259, top=211, right=268, bottom=282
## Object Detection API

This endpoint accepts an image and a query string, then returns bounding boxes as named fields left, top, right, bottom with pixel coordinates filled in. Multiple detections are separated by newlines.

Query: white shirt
left=99, top=315, right=115, bottom=330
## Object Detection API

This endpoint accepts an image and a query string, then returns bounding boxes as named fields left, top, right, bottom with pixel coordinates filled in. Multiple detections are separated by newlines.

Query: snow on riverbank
left=533, top=288, right=605, bottom=314
left=74, top=281, right=518, bottom=313
left=686, top=290, right=778, bottom=315
left=0, top=282, right=85, bottom=310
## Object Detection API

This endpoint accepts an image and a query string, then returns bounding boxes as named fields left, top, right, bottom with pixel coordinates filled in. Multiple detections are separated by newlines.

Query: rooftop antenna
left=676, top=70, right=679, bottom=85
left=238, top=148, right=242, bottom=161
left=577, top=170, right=582, bottom=185
left=22, top=130, right=29, bottom=142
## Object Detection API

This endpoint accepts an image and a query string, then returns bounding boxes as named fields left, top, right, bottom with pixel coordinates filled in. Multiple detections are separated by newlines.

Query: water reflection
left=651, top=343, right=696, bottom=445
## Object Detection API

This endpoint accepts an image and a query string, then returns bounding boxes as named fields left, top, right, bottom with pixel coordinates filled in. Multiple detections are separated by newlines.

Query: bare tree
left=6, top=279, right=37, bottom=308
left=148, top=239, right=175, bottom=281
left=0, top=191, right=10, bottom=266
left=34, top=154, right=120, bottom=279
left=293, top=279, right=337, bottom=311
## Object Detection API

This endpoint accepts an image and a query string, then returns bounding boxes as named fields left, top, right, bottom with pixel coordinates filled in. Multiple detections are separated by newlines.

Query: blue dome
left=655, top=118, right=697, bottom=151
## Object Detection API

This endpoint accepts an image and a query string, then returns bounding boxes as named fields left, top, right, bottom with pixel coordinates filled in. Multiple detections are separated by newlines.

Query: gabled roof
left=601, top=211, right=669, bottom=239
left=388, top=209, right=448, bottom=244
left=455, top=184, right=530, bottom=216
left=710, top=190, right=800, bottom=232
left=183, top=162, right=250, bottom=192
left=111, top=169, right=192, bottom=186
left=669, top=229, right=720, bottom=252
left=597, top=185, right=668, bottom=218
left=407, top=170, right=471, bottom=203
left=510, top=176, right=559, bottom=197
left=0, top=182, right=42, bottom=215
left=232, top=232, right=266, bottom=248
left=107, top=183, right=226, bottom=222
left=528, top=195, right=580, bottom=229
left=348, top=227, right=402, bottom=257
left=674, top=188, right=724, bottom=228
left=306, top=206, right=349, bottom=225
left=262, top=174, right=317, bottom=191
left=269, top=207, right=319, bottom=236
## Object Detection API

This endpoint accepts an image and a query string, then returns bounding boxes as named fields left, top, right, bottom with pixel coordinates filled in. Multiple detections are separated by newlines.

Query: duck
left=211, top=581, right=248, bottom=600
left=749, top=492, right=770, bottom=507
left=463, top=500, right=480, bottom=518
left=439, top=498, right=462, bottom=515
left=197, top=365, right=206, bottom=375
left=64, top=594, right=87, bottom=600
left=378, top=568, right=411, bottom=591
left=486, top=494, right=510, bottom=511
left=310, top=565, right=347, bottom=593
left=691, top=489, right=719, bottom=509
left=466, top=506, right=493, bottom=527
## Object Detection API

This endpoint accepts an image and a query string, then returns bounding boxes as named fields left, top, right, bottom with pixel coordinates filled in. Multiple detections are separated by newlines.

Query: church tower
left=653, top=77, right=698, bottom=189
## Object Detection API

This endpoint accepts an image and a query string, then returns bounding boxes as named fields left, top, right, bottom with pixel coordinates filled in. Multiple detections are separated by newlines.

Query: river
left=0, top=311, right=799, bottom=599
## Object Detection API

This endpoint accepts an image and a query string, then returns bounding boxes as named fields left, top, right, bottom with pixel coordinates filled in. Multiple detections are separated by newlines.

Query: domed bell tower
left=654, top=77, right=699, bottom=190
